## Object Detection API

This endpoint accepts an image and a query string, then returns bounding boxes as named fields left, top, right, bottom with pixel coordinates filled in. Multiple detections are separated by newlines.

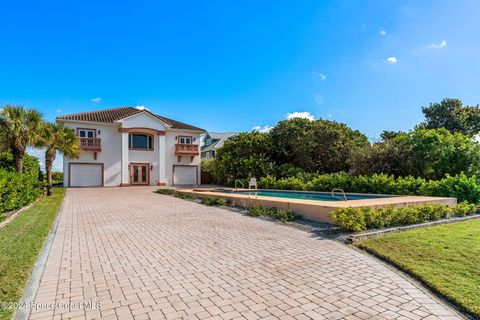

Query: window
left=129, top=134, right=153, bottom=150
left=178, top=136, right=192, bottom=144
left=205, top=138, right=212, bottom=146
left=78, top=129, right=95, bottom=138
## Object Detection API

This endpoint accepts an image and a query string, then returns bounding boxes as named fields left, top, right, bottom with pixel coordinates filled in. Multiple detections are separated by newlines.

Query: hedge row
left=329, top=202, right=476, bottom=232
left=0, top=169, right=41, bottom=213
left=258, top=173, right=480, bottom=204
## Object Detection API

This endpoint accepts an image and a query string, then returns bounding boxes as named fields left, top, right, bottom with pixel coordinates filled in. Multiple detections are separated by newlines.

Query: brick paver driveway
left=29, top=187, right=462, bottom=320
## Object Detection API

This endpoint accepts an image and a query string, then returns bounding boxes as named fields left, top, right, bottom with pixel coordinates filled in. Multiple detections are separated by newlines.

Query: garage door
left=70, top=164, right=103, bottom=187
left=174, top=166, right=197, bottom=185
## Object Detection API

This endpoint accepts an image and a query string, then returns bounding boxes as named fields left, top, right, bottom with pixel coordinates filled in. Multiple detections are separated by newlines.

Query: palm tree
left=40, top=122, right=80, bottom=195
left=0, top=105, right=43, bottom=172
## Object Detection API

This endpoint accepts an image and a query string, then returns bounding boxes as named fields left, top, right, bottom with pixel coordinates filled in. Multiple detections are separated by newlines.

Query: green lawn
left=357, top=219, right=480, bottom=318
left=0, top=188, right=65, bottom=320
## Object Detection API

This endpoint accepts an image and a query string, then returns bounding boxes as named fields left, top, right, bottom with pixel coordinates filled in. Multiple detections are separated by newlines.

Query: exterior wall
left=61, top=114, right=203, bottom=187
left=62, top=122, right=122, bottom=187
left=165, top=130, right=202, bottom=186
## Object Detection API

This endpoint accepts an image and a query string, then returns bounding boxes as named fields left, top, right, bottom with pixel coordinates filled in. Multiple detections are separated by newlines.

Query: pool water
left=212, top=189, right=390, bottom=202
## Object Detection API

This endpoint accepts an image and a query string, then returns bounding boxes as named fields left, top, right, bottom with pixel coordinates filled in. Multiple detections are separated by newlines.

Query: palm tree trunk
left=12, top=147, right=24, bottom=173
left=45, top=148, right=56, bottom=196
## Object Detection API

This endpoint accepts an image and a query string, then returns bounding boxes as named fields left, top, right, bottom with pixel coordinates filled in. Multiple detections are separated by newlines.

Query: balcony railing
left=79, top=137, right=101, bottom=151
left=175, top=143, right=199, bottom=156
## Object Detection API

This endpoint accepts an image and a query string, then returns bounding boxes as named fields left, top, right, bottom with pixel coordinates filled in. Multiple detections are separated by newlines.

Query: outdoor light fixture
left=150, top=164, right=153, bottom=171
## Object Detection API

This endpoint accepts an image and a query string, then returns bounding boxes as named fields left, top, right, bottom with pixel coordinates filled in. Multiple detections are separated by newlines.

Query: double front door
left=130, top=163, right=149, bottom=185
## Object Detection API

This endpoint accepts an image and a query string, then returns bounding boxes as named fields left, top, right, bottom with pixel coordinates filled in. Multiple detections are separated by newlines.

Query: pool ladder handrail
left=331, top=188, right=347, bottom=201
left=235, top=179, right=245, bottom=190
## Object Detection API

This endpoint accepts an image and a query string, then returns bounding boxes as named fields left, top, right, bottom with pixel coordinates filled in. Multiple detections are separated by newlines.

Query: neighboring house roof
left=201, top=132, right=237, bottom=152
left=57, top=107, right=205, bottom=131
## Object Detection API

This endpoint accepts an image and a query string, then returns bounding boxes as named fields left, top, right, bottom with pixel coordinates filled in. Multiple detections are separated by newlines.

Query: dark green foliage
left=0, top=169, right=41, bottom=213
left=213, top=132, right=275, bottom=185
left=351, top=129, right=480, bottom=180
left=0, top=151, right=41, bottom=180
left=259, top=173, right=480, bottom=204
left=247, top=206, right=300, bottom=222
left=269, top=118, right=368, bottom=173
left=418, top=98, right=480, bottom=136
left=329, top=203, right=468, bottom=232
left=155, top=188, right=176, bottom=196
left=200, top=197, right=228, bottom=206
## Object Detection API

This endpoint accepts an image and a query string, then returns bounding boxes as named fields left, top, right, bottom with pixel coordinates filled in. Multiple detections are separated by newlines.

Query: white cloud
left=91, top=97, right=102, bottom=103
left=379, top=29, right=387, bottom=36
left=313, top=94, right=324, bottom=105
left=286, top=111, right=315, bottom=121
left=252, top=125, right=273, bottom=133
left=135, top=105, right=150, bottom=111
left=385, top=57, right=398, bottom=64
left=312, top=71, right=326, bottom=80
left=328, top=113, right=332, bottom=118
left=431, top=40, right=447, bottom=49
left=55, top=109, right=62, bottom=113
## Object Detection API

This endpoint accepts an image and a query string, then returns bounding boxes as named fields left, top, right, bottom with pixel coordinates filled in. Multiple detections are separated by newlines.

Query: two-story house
left=201, top=132, right=237, bottom=158
left=57, top=107, right=205, bottom=187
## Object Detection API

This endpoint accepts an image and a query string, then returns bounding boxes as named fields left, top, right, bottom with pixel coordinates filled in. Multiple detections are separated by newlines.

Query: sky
left=1, top=0, right=480, bottom=170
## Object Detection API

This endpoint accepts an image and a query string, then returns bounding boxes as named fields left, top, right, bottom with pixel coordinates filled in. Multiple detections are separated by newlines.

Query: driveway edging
left=13, top=192, right=66, bottom=320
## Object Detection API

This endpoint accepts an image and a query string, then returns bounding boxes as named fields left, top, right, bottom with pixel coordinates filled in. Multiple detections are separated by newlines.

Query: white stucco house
left=57, top=107, right=205, bottom=187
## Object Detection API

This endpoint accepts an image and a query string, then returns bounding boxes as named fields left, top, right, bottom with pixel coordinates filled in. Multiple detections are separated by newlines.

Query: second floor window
left=129, top=134, right=153, bottom=150
left=179, top=136, right=192, bottom=144
left=78, top=129, right=95, bottom=138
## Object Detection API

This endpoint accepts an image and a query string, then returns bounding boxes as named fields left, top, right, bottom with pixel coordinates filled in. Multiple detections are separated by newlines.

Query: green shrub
left=247, top=206, right=300, bottom=222
left=174, top=191, right=197, bottom=200
left=329, top=203, right=471, bottom=232
left=0, top=151, right=41, bottom=179
left=0, top=169, right=41, bottom=213
left=155, top=189, right=176, bottom=196
left=200, top=197, right=228, bottom=206
left=452, top=202, right=477, bottom=217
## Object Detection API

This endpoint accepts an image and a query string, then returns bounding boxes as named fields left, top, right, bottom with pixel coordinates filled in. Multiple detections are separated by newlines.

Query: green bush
left=0, top=169, right=41, bottom=213
left=452, top=202, right=477, bottom=217
left=247, top=206, right=300, bottom=222
left=200, top=197, right=228, bottom=206
left=0, top=151, right=41, bottom=179
left=155, top=189, right=176, bottom=196
left=329, top=202, right=476, bottom=232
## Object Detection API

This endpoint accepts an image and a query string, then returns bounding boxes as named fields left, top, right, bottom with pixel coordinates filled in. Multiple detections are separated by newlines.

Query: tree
left=269, top=118, right=369, bottom=174
left=418, top=98, right=480, bottom=136
left=39, top=122, right=79, bottom=195
left=351, top=128, right=480, bottom=180
left=0, top=105, right=43, bottom=173
left=214, top=132, right=274, bottom=184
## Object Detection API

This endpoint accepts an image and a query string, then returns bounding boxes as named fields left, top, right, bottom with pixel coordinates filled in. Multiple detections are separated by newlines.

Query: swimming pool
left=212, top=189, right=391, bottom=201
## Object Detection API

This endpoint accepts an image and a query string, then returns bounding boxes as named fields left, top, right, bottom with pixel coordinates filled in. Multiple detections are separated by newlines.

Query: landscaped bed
left=356, top=219, right=480, bottom=318
left=0, top=188, right=65, bottom=320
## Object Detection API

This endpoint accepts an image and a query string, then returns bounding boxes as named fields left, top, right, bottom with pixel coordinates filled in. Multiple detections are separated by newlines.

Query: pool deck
left=177, top=188, right=457, bottom=223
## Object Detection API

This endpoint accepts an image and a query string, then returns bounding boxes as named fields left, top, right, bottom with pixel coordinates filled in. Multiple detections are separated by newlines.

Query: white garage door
left=174, top=166, right=197, bottom=185
left=70, top=164, right=103, bottom=187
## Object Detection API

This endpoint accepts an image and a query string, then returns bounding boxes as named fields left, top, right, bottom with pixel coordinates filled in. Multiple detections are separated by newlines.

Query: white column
left=121, top=131, right=129, bottom=186
left=158, top=133, right=166, bottom=185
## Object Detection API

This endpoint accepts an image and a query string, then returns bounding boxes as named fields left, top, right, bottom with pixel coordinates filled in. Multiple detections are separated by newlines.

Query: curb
left=0, top=199, right=39, bottom=230
left=13, top=194, right=66, bottom=320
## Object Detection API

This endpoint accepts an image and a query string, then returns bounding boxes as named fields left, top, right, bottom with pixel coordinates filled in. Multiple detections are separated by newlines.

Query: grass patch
left=0, top=188, right=65, bottom=320
left=356, top=219, right=480, bottom=318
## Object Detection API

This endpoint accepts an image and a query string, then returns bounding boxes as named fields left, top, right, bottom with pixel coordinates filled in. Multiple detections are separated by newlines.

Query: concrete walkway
left=28, top=187, right=462, bottom=320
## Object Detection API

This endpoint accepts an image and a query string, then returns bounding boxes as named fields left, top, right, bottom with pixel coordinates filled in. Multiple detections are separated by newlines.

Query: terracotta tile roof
left=57, top=107, right=205, bottom=131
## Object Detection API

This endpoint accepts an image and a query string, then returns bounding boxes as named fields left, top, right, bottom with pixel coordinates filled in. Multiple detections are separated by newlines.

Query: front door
left=130, top=163, right=149, bottom=185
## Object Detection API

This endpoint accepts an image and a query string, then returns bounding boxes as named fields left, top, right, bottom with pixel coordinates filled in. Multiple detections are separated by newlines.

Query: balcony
left=79, top=137, right=101, bottom=152
left=175, top=143, right=199, bottom=156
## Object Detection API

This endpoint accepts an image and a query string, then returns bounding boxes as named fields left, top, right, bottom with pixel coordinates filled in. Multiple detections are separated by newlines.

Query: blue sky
left=1, top=0, right=480, bottom=168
